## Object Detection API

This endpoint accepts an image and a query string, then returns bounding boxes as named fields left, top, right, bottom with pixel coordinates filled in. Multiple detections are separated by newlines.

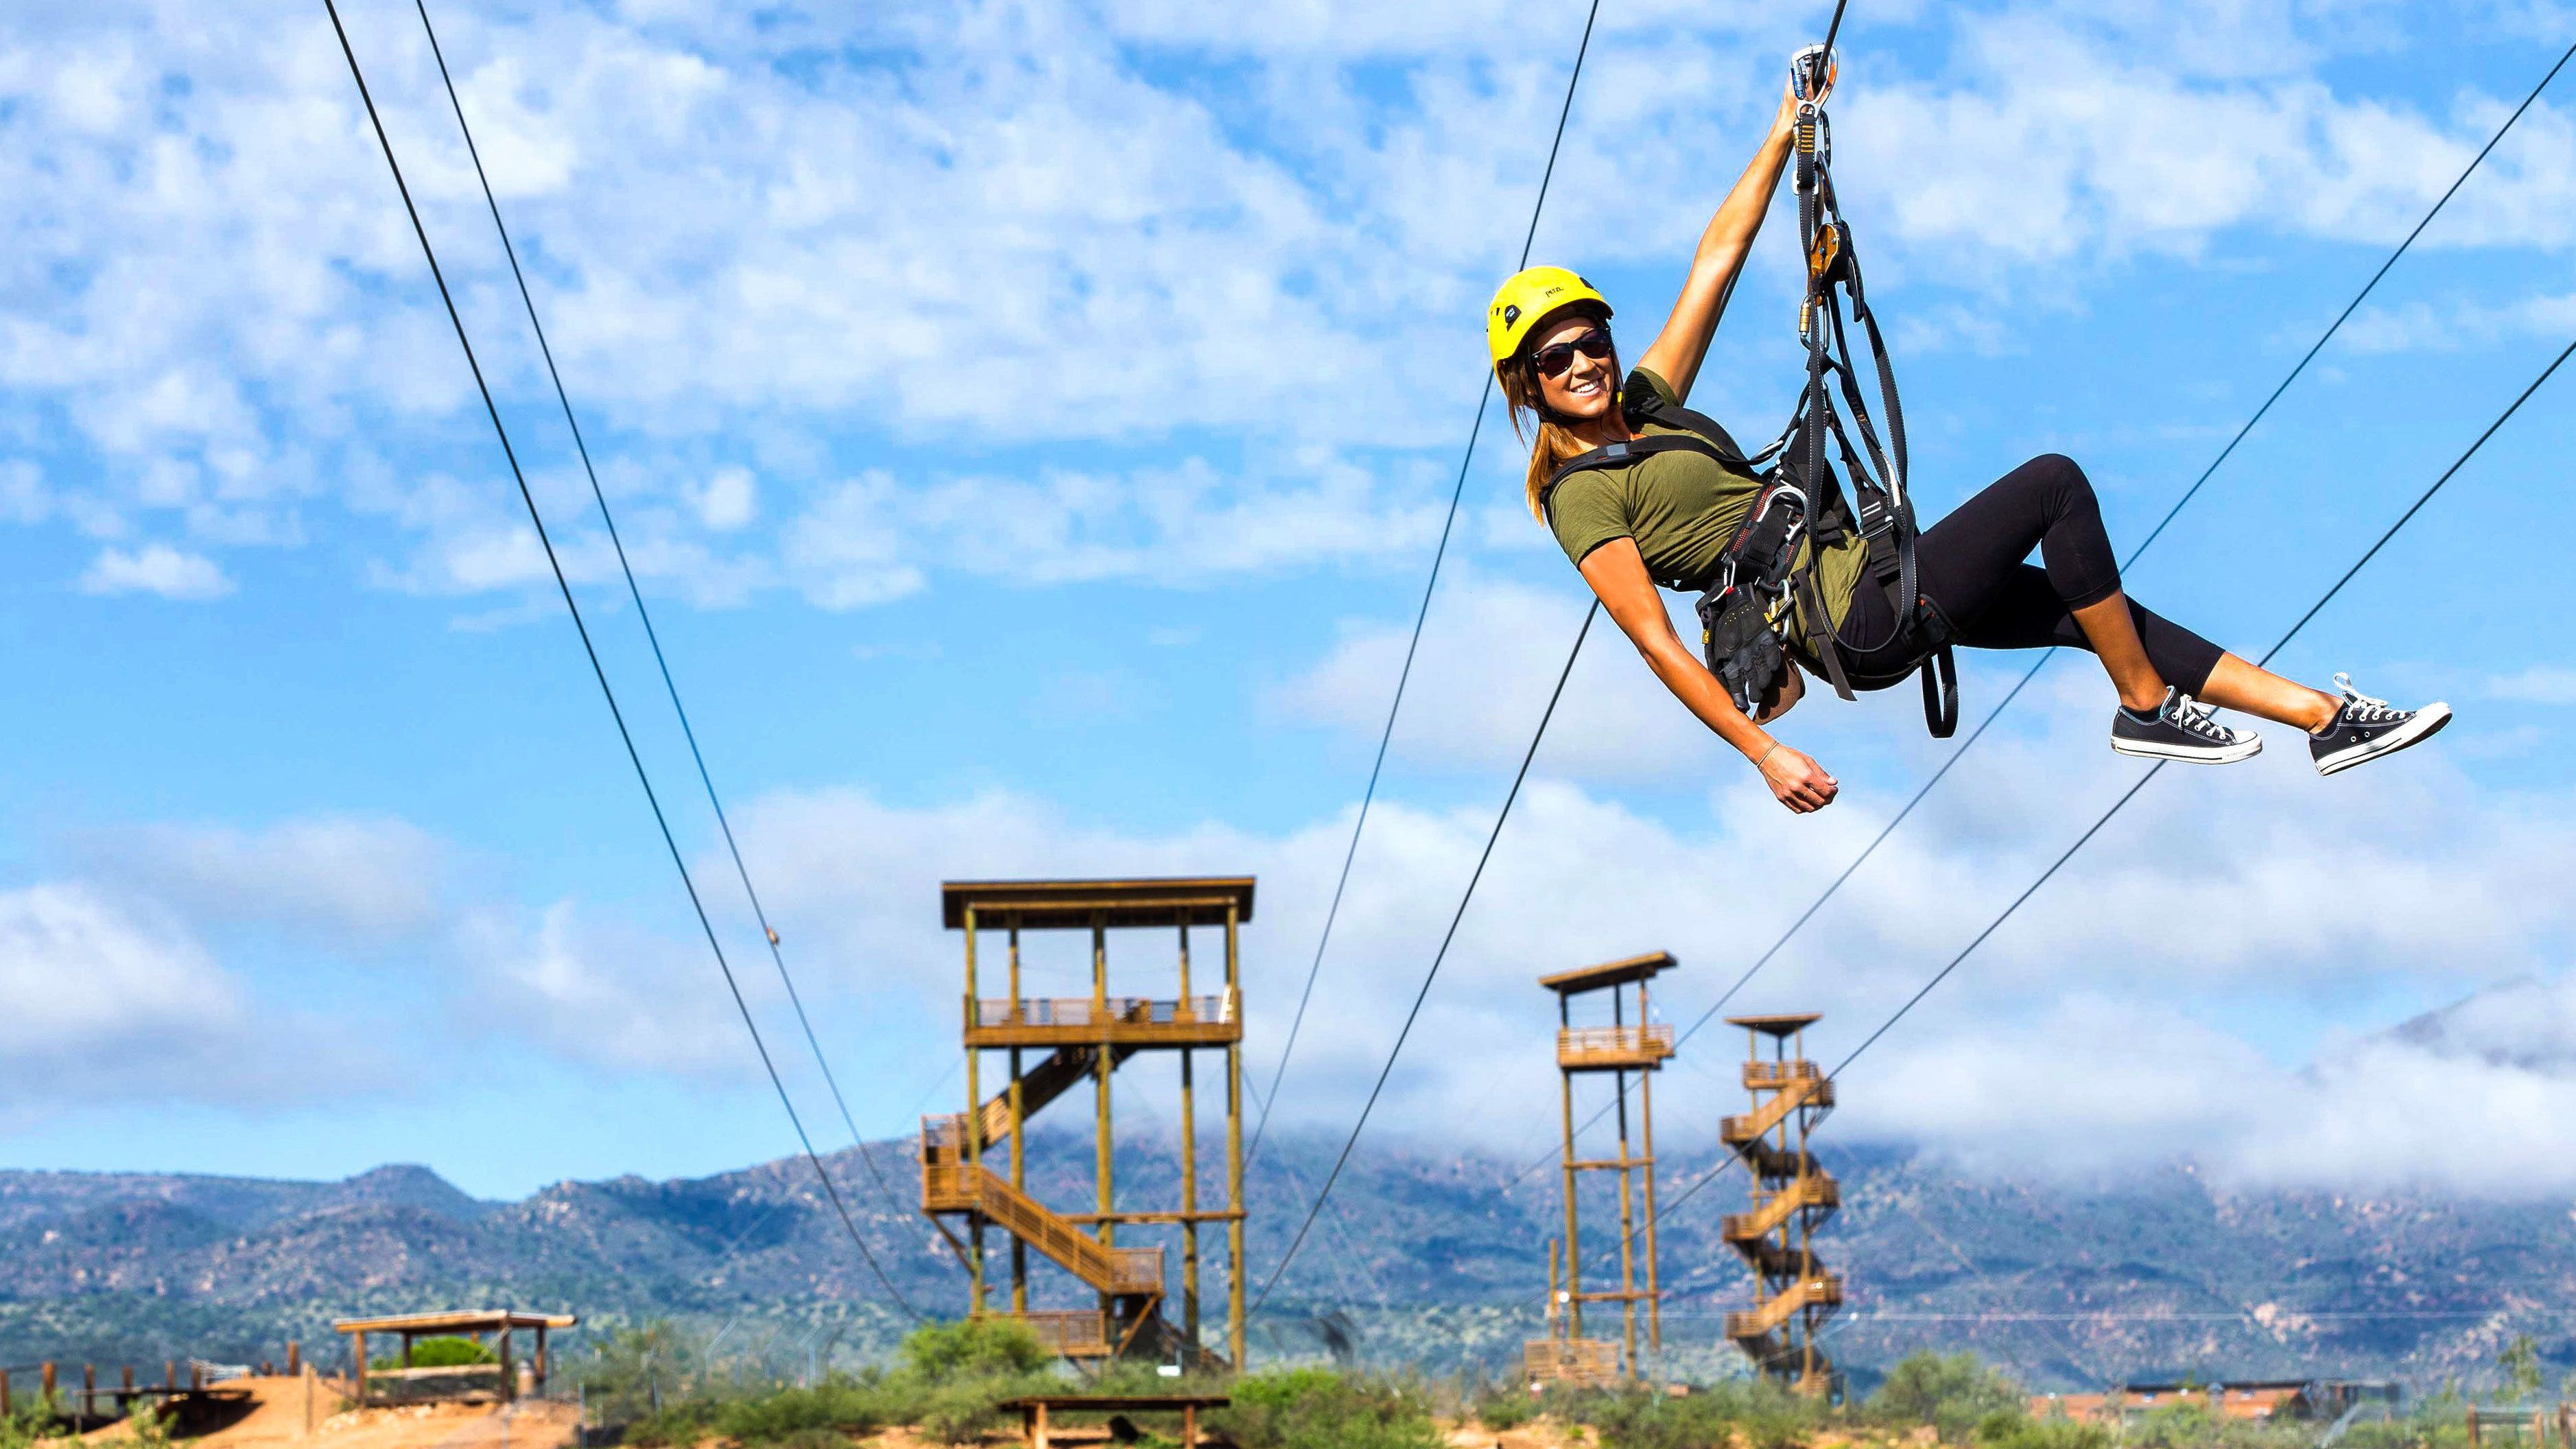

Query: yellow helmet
left=1487, top=266, right=1611, bottom=368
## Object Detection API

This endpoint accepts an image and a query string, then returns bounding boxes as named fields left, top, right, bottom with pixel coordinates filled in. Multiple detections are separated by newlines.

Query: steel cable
left=1251, top=601, right=1601, bottom=1310
left=1244, top=0, right=1607, bottom=1172
left=1513, top=30, right=2576, bottom=1201
left=407, top=0, right=919, bottom=1231
left=1633, top=331, right=2575, bottom=1248
left=322, top=0, right=922, bottom=1319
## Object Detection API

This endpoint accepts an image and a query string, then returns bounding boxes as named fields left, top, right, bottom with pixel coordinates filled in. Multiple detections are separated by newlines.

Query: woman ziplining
left=1491, top=50, right=2450, bottom=814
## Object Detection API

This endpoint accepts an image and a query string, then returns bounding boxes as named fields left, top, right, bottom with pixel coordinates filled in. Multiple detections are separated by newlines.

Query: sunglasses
left=1531, top=328, right=1614, bottom=379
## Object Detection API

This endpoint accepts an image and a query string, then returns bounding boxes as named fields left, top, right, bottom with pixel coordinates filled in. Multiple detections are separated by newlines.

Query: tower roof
left=1538, top=951, right=1677, bottom=995
left=1725, top=1012, right=1821, bottom=1037
left=941, top=876, right=1255, bottom=930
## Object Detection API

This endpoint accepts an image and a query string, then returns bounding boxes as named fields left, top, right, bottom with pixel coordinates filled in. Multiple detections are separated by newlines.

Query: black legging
left=1837, top=454, right=2225, bottom=695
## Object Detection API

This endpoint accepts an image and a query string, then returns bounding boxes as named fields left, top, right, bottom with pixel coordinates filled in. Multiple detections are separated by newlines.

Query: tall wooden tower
left=921, top=877, right=1251, bottom=1369
left=1720, top=1013, right=1841, bottom=1397
left=1525, top=952, right=1675, bottom=1385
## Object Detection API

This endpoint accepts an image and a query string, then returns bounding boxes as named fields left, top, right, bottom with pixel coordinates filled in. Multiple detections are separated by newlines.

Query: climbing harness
left=1543, top=43, right=1960, bottom=736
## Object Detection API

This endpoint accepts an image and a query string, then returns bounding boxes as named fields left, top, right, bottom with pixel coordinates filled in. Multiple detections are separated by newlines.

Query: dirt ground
left=58, top=1377, right=580, bottom=1449
left=1441, top=1417, right=1597, bottom=1449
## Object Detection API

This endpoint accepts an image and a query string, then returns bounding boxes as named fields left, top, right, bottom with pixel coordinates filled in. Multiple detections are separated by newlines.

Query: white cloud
left=2489, top=663, right=2576, bottom=705
left=0, top=882, right=355, bottom=1116
left=78, top=815, right=447, bottom=943
left=76, top=543, right=233, bottom=599
left=6, top=0, right=2565, bottom=608
left=451, top=900, right=770, bottom=1079
left=1273, top=569, right=1729, bottom=781
left=0, top=883, right=242, bottom=1057
left=784, top=458, right=1449, bottom=607
left=687, top=696, right=2575, bottom=1193
left=2338, top=292, right=2576, bottom=355
left=691, top=466, right=758, bottom=532
left=1841, top=13, right=2576, bottom=274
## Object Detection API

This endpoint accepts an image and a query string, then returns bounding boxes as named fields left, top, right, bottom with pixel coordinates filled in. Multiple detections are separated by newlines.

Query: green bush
left=1565, top=1380, right=1825, bottom=1449
left=1469, top=1378, right=1537, bottom=1430
left=0, top=1393, right=70, bottom=1449
left=897, top=1317, right=1050, bottom=1384
left=1213, top=1367, right=1446, bottom=1449
left=624, top=1399, right=722, bottom=1448
left=1974, top=1409, right=2111, bottom=1449
left=712, top=1380, right=901, bottom=1442
left=1869, top=1352, right=2027, bottom=1441
left=373, top=1335, right=498, bottom=1371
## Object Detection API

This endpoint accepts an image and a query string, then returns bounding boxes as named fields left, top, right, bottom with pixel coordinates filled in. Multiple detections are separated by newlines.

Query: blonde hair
left=1500, top=313, right=1618, bottom=523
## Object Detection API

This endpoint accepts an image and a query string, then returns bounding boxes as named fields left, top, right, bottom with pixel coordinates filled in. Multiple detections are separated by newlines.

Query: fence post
left=84, top=1364, right=96, bottom=1419
left=2, top=1366, right=12, bottom=1416
left=42, top=1363, right=56, bottom=1401
left=287, top=1342, right=300, bottom=1377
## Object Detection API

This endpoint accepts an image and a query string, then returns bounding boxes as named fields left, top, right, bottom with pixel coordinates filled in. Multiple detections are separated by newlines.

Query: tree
left=1871, top=1352, right=2027, bottom=1442
left=2498, top=1334, right=2543, bottom=1403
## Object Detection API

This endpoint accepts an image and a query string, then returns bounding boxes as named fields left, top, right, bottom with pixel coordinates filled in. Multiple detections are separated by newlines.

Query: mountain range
left=2, top=1135, right=2568, bottom=1395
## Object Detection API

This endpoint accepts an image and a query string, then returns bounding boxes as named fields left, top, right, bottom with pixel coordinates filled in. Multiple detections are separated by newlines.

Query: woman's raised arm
left=1635, top=84, right=1803, bottom=402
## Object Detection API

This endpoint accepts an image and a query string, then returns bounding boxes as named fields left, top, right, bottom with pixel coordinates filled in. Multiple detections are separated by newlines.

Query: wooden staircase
left=1718, top=1023, right=1841, bottom=1397
left=921, top=1048, right=1225, bottom=1368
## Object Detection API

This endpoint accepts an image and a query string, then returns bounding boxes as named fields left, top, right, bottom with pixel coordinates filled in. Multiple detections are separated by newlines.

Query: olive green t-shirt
left=1542, top=367, right=1867, bottom=652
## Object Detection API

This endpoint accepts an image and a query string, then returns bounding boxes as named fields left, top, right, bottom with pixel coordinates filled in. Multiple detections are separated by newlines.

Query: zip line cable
left=1262, top=0, right=1862, bottom=1304
left=322, top=0, right=921, bottom=1319
left=1252, top=600, right=1602, bottom=1311
left=407, top=0, right=917, bottom=1229
left=1627, top=330, right=2576, bottom=1252
left=1503, top=31, right=2576, bottom=1199
left=1244, top=0, right=1607, bottom=1173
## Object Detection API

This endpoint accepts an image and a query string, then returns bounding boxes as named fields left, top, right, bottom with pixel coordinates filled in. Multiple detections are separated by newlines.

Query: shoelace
left=2164, top=692, right=2236, bottom=742
left=2331, top=672, right=2408, bottom=725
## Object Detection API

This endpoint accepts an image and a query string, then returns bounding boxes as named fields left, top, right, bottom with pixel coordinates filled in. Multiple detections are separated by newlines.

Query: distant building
left=2031, top=1379, right=2402, bottom=1426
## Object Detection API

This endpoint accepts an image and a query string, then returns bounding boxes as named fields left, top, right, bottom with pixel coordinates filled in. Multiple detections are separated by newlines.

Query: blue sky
left=3, top=0, right=2575, bottom=1205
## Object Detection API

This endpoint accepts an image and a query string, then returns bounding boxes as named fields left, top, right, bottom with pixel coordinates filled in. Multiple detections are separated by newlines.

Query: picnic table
left=995, top=1393, right=1229, bottom=1448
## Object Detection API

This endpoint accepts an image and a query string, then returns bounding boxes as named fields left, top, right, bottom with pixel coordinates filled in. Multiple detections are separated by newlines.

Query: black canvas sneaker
left=2110, top=687, right=2262, bottom=764
left=2311, top=673, right=2450, bottom=777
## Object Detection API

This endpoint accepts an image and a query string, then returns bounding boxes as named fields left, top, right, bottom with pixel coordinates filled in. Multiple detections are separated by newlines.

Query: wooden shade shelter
left=331, top=1310, right=576, bottom=1406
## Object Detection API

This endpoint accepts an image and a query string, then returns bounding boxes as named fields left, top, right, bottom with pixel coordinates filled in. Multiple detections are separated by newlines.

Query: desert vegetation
left=575, top=1324, right=2471, bottom=1448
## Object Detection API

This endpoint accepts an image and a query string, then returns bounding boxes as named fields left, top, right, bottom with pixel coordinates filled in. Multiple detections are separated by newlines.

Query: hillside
left=1, top=1137, right=2567, bottom=1393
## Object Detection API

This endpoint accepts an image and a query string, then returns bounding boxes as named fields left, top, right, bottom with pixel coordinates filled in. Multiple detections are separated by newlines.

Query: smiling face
left=1527, top=311, right=1619, bottom=423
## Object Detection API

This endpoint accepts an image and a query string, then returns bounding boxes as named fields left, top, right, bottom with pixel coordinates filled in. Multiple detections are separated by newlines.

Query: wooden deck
left=1556, top=1023, right=1675, bottom=1071
left=965, top=991, right=1240, bottom=1048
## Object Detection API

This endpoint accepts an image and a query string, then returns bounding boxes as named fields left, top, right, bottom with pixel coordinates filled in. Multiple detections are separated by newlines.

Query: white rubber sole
left=2314, top=702, right=2452, bottom=777
left=2110, top=732, right=2264, bottom=765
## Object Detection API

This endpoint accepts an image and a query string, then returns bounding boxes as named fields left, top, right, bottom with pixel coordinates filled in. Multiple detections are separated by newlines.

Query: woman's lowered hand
left=1756, top=740, right=1838, bottom=813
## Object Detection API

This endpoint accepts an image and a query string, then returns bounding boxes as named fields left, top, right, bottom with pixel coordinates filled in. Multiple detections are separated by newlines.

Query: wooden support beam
left=965, top=903, right=986, bottom=1315
left=1179, top=918, right=1201, bottom=1354
left=1225, top=900, right=1246, bottom=1370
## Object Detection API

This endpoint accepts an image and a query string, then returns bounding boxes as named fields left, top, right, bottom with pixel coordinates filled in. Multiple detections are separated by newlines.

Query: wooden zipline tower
left=1526, top=952, right=1675, bottom=1385
left=921, top=877, right=1251, bottom=1371
left=1720, top=1013, right=1842, bottom=1397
